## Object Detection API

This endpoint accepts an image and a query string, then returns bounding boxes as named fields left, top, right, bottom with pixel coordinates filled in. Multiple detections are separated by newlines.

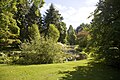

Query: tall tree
left=15, top=0, right=30, bottom=41
left=28, top=24, right=40, bottom=41
left=88, top=0, right=120, bottom=67
left=43, top=3, right=64, bottom=41
left=0, top=0, right=20, bottom=49
left=58, top=22, right=67, bottom=43
left=67, top=25, right=77, bottom=45
left=47, top=24, right=60, bottom=42
left=43, top=3, right=62, bottom=28
left=15, top=0, right=44, bottom=41
left=76, top=23, right=90, bottom=51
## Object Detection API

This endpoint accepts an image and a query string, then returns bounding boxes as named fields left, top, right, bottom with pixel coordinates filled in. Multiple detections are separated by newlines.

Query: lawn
left=0, top=59, right=120, bottom=80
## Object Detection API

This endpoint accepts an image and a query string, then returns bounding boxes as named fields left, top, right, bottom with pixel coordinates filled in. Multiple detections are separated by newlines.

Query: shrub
left=13, top=38, right=64, bottom=65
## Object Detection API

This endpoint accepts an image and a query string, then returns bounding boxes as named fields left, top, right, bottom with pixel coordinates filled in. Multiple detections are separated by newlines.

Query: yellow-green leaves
left=48, top=24, right=60, bottom=42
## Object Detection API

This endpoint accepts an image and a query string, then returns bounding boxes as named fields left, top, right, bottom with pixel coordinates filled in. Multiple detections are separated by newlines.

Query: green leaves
left=28, top=24, right=40, bottom=41
left=14, top=38, right=63, bottom=64
left=0, top=12, right=20, bottom=39
left=67, top=25, right=77, bottom=45
left=47, top=24, right=60, bottom=42
left=0, top=0, right=27, bottom=48
left=58, top=22, right=67, bottom=43
left=44, top=4, right=61, bottom=27
left=33, top=0, right=44, bottom=8
left=88, top=0, right=120, bottom=67
left=43, top=3, right=66, bottom=43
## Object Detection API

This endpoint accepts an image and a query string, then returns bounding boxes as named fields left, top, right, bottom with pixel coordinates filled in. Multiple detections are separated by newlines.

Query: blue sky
left=41, top=0, right=99, bottom=28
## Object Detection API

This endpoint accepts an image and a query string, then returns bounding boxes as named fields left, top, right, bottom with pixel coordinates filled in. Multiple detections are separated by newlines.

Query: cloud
left=85, top=0, right=98, bottom=6
left=55, top=4, right=96, bottom=28
left=40, top=0, right=98, bottom=29
left=40, top=3, right=51, bottom=13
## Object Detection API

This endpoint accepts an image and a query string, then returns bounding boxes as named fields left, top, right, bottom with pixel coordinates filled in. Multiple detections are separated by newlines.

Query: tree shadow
left=59, top=62, right=120, bottom=80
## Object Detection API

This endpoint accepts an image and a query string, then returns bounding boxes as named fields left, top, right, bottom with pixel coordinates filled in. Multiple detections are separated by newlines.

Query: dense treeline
left=75, top=0, right=120, bottom=68
left=0, top=0, right=73, bottom=49
left=89, top=0, right=120, bottom=68
left=0, top=0, right=120, bottom=67
left=0, top=0, right=44, bottom=49
left=0, top=0, right=77, bottom=64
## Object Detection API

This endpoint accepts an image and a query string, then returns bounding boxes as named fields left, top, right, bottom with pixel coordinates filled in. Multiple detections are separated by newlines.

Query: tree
left=76, top=23, right=89, bottom=33
left=28, top=24, right=40, bottom=41
left=47, top=24, right=60, bottom=42
left=15, top=0, right=44, bottom=41
left=58, top=22, right=67, bottom=43
left=42, top=3, right=64, bottom=40
left=43, top=3, right=62, bottom=28
left=67, top=25, right=77, bottom=45
left=76, top=23, right=90, bottom=52
left=0, top=0, right=45, bottom=49
left=0, top=0, right=20, bottom=49
left=88, top=0, right=120, bottom=67
left=15, top=0, right=29, bottom=41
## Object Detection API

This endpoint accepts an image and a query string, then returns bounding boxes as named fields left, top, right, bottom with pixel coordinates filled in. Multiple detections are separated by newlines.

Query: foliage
left=47, top=24, right=60, bottom=42
left=67, top=25, right=77, bottom=45
left=28, top=24, right=40, bottom=41
left=0, top=0, right=20, bottom=48
left=15, top=0, right=44, bottom=41
left=42, top=3, right=66, bottom=43
left=43, top=3, right=63, bottom=28
left=12, top=38, right=64, bottom=65
left=58, top=22, right=67, bottom=43
left=76, top=23, right=90, bottom=52
left=0, top=0, right=44, bottom=49
left=76, top=23, right=90, bottom=33
left=88, top=0, right=120, bottom=67
left=14, top=0, right=30, bottom=41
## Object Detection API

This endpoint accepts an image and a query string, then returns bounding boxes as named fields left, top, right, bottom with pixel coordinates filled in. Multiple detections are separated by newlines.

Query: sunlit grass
left=0, top=59, right=119, bottom=80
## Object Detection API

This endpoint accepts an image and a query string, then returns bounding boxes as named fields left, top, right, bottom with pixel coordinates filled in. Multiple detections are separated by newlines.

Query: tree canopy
left=67, top=25, right=77, bottom=45
left=42, top=4, right=66, bottom=43
left=88, top=0, right=120, bottom=67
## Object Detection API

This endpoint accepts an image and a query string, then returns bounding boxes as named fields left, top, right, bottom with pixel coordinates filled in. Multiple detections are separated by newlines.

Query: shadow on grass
left=59, top=62, right=120, bottom=80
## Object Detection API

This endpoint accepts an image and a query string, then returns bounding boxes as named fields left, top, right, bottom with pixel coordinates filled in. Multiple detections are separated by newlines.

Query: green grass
left=0, top=59, right=120, bottom=80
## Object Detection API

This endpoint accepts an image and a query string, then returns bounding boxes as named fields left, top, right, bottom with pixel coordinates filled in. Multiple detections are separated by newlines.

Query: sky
left=40, top=0, right=99, bottom=29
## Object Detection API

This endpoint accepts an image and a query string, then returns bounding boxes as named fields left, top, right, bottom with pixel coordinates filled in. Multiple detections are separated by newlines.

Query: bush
left=0, top=52, right=13, bottom=64
left=47, top=24, right=60, bottom=42
left=13, top=38, right=64, bottom=65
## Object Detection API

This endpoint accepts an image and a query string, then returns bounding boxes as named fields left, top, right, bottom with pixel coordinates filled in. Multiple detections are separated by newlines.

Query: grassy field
left=0, top=59, right=120, bottom=80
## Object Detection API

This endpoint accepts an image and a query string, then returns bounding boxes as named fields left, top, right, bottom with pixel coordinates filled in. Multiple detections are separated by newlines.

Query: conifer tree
left=47, top=24, right=60, bottom=42
left=58, top=22, right=67, bottom=43
left=0, top=0, right=20, bottom=48
left=43, top=3, right=65, bottom=42
left=15, top=0, right=44, bottom=41
left=67, top=25, right=77, bottom=45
